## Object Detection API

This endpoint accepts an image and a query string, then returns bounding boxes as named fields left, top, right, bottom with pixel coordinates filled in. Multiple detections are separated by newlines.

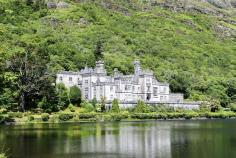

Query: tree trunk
left=19, top=91, right=25, bottom=112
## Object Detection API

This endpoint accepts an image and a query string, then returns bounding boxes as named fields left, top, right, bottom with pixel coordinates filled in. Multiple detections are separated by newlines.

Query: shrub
left=59, top=113, right=74, bottom=121
left=155, top=104, right=174, bottom=112
left=45, top=108, right=52, bottom=114
left=33, top=108, right=44, bottom=114
left=209, top=99, right=221, bottom=112
left=148, top=106, right=156, bottom=112
left=8, top=112, right=23, bottom=118
left=0, top=108, right=7, bottom=114
left=0, top=115, right=14, bottom=124
left=111, top=99, right=120, bottom=113
left=41, top=113, right=50, bottom=121
left=68, top=104, right=75, bottom=112
left=110, top=113, right=123, bottom=121
left=90, top=98, right=97, bottom=107
left=95, top=103, right=102, bottom=112
left=28, top=116, right=34, bottom=121
left=166, top=113, right=175, bottom=119
left=157, top=113, right=167, bottom=119
left=78, top=113, right=96, bottom=119
left=121, top=111, right=129, bottom=119
left=81, top=102, right=94, bottom=112
left=134, top=100, right=150, bottom=113
left=104, top=114, right=112, bottom=121
left=230, top=103, right=236, bottom=112
left=0, top=115, right=6, bottom=124
left=183, top=112, right=199, bottom=119
left=131, top=113, right=157, bottom=119
left=200, top=102, right=210, bottom=112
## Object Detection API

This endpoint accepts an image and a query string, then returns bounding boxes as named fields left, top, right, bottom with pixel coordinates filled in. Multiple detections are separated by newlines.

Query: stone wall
left=106, top=101, right=200, bottom=110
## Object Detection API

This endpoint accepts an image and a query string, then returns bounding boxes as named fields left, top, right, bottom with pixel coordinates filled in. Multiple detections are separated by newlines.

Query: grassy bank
left=1, top=110, right=236, bottom=125
left=1, top=102, right=236, bottom=124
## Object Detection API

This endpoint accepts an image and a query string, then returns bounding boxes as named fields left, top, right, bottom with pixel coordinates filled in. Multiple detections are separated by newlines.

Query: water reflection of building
left=80, top=123, right=172, bottom=158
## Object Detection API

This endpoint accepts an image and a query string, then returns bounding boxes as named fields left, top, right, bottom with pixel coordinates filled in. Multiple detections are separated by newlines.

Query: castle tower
left=134, top=60, right=142, bottom=76
left=95, top=60, right=106, bottom=74
left=114, top=68, right=119, bottom=77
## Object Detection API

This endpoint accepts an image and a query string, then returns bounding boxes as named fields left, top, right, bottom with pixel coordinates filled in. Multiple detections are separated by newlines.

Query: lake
left=0, top=120, right=236, bottom=158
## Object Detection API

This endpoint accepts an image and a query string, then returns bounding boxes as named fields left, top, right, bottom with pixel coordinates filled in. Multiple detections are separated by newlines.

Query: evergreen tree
left=112, top=99, right=120, bottom=113
left=94, top=40, right=103, bottom=61
left=56, top=83, right=69, bottom=110
left=100, top=96, right=106, bottom=112
left=69, top=86, right=81, bottom=106
left=134, top=100, right=150, bottom=113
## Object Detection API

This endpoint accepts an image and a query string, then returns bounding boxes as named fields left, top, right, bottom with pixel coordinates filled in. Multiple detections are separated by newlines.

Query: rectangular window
left=93, top=87, right=96, bottom=97
left=160, top=96, right=163, bottom=101
left=110, top=86, right=113, bottom=91
left=85, top=80, right=88, bottom=84
left=138, top=87, right=140, bottom=91
left=59, top=76, right=63, bottom=81
left=132, top=86, right=135, bottom=91
left=125, top=85, right=131, bottom=91
left=77, top=78, right=80, bottom=84
left=153, top=87, right=158, bottom=96
left=164, top=96, right=167, bottom=101
left=100, top=86, right=103, bottom=93
left=69, top=77, right=72, bottom=82
left=164, top=87, right=166, bottom=93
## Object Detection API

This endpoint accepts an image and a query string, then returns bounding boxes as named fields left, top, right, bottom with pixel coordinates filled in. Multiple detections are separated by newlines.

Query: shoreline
left=2, top=114, right=236, bottom=125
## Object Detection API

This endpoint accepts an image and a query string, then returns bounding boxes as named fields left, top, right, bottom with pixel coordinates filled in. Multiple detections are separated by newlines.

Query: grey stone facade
left=56, top=60, right=199, bottom=109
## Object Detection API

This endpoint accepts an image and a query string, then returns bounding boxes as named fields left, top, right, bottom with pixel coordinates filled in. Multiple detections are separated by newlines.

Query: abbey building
left=56, top=60, right=184, bottom=104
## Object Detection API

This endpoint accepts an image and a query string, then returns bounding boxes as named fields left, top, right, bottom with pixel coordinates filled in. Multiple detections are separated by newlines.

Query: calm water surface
left=0, top=120, right=236, bottom=158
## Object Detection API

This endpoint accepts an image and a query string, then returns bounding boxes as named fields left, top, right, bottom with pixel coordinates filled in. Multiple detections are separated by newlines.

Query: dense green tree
left=209, top=99, right=221, bottom=112
left=100, top=96, right=106, bottom=112
left=90, top=98, right=97, bottom=107
left=206, top=84, right=230, bottom=107
left=56, top=83, right=69, bottom=110
left=69, top=86, right=81, bottom=106
left=94, top=40, right=104, bottom=61
left=226, top=79, right=236, bottom=103
left=169, top=72, right=192, bottom=98
left=7, top=45, right=57, bottom=111
left=111, top=99, right=120, bottom=113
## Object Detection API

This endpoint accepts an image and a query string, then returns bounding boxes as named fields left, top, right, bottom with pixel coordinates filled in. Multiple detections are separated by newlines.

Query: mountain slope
left=0, top=0, right=235, bottom=107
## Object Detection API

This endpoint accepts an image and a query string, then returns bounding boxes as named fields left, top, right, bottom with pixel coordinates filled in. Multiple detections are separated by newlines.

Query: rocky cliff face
left=204, top=0, right=236, bottom=8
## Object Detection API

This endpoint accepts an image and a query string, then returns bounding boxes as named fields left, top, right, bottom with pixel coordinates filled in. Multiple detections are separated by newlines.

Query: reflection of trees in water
left=170, top=120, right=236, bottom=158
left=1, top=120, right=236, bottom=158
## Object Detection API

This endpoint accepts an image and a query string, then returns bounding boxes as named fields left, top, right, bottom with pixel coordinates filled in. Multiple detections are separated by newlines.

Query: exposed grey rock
left=79, top=17, right=89, bottom=26
left=57, top=1, right=69, bottom=9
left=205, top=0, right=231, bottom=8
left=212, top=23, right=236, bottom=38
left=47, top=1, right=57, bottom=9
left=231, top=0, right=236, bottom=7
left=41, top=17, right=60, bottom=28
